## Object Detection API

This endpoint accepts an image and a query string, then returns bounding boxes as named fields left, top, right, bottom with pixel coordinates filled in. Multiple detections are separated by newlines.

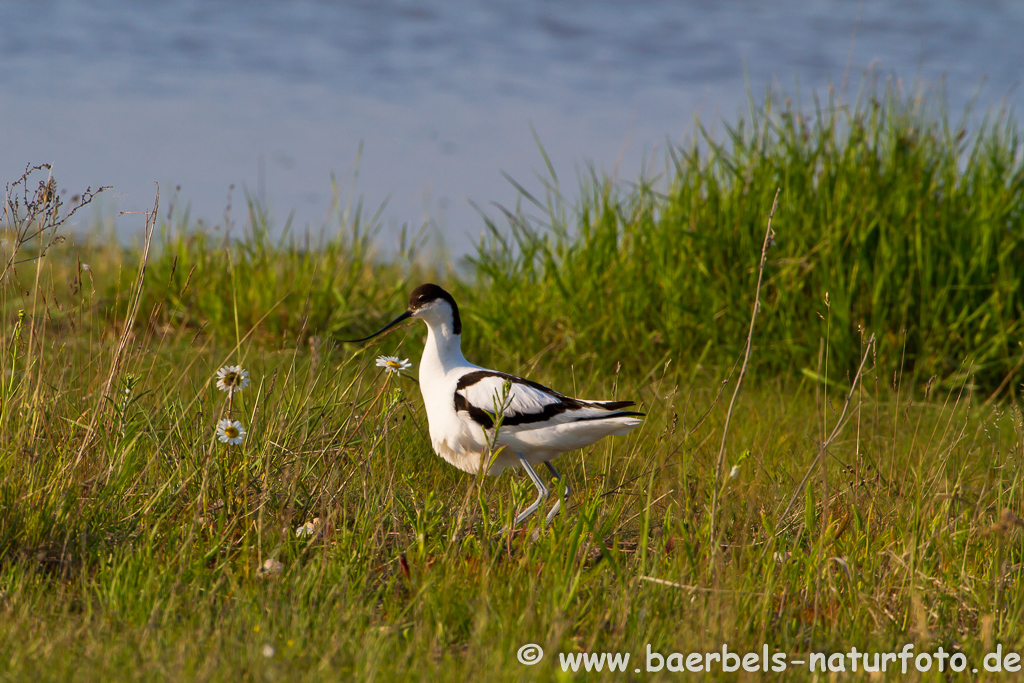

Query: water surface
left=1, top=1, right=1021, bottom=254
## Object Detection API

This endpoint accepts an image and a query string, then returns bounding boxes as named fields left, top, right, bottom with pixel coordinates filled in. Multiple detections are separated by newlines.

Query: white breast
left=418, top=367, right=492, bottom=473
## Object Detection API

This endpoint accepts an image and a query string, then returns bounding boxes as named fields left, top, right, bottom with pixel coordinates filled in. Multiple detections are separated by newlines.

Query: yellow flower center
left=225, top=426, right=239, bottom=438
left=385, top=360, right=401, bottom=369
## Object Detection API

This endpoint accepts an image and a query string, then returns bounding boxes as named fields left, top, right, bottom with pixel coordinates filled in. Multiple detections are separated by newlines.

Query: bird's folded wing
left=454, top=370, right=628, bottom=429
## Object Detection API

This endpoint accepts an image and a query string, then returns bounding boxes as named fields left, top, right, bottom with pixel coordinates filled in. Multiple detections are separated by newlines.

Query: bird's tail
left=571, top=410, right=645, bottom=423
left=587, top=399, right=639, bottom=412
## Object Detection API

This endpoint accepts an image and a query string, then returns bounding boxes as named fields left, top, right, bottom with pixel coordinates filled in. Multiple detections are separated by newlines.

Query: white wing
left=458, top=372, right=561, bottom=417
left=453, top=370, right=637, bottom=429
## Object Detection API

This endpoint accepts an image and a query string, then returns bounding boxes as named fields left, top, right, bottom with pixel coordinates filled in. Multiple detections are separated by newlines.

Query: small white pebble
left=295, top=517, right=322, bottom=539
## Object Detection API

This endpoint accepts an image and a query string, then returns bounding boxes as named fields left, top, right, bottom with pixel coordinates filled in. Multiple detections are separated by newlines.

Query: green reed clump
left=97, top=186, right=434, bottom=350
left=466, top=81, right=1024, bottom=394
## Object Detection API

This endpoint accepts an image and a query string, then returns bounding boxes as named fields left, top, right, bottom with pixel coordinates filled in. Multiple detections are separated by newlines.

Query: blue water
left=2, top=1, right=1022, bottom=255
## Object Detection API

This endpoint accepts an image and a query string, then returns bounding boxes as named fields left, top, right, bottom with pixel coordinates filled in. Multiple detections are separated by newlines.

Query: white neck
left=420, top=318, right=468, bottom=377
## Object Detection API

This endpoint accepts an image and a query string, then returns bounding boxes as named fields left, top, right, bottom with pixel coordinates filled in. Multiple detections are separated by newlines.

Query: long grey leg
left=544, top=461, right=572, bottom=522
left=498, top=454, right=549, bottom=534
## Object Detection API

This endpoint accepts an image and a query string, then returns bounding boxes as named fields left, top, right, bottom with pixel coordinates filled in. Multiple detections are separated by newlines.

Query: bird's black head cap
left=409, top=283, right=461, bottom=335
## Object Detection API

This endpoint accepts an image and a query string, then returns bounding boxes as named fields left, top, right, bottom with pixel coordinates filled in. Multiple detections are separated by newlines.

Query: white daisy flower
left=216, top=418, right=247, bottom=445
left=215, top=365, right=251, bottom=395
left=375, top=356, right=411, bottom=375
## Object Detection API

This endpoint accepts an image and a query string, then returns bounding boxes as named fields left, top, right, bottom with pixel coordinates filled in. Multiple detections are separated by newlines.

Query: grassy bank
left=2, top=83, right=1024, bottom=680
left=463, top=82, right=1024, bottom=396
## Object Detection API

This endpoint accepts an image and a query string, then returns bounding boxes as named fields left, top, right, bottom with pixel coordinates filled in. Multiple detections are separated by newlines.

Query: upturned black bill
left=341, top=310, right=413, bottom=343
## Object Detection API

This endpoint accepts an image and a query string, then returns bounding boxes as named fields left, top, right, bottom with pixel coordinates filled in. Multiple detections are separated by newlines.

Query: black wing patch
left=453, top=392, right=498, bottom=429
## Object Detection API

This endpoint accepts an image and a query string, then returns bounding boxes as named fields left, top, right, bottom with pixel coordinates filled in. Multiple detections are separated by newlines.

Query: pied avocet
left=344, top=284, right=644, bottom=529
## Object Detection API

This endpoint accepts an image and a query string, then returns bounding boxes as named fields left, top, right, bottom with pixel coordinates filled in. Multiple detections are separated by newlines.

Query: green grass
left=2, top=81, right=1024, bottom=680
